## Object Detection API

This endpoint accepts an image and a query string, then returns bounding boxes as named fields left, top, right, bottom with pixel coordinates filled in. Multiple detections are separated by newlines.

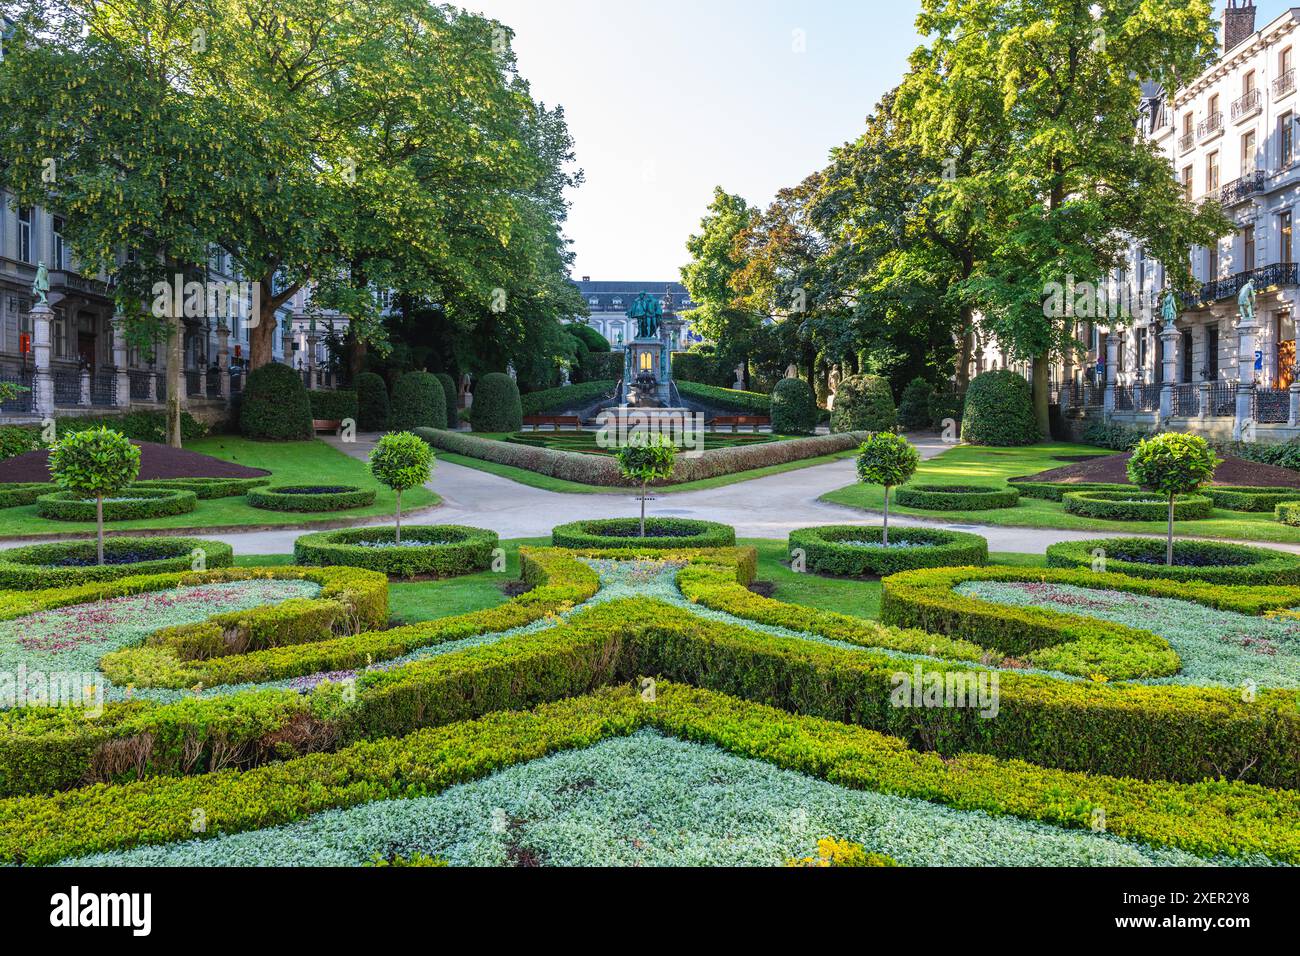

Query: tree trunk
left=1166, top=494, right=1175, bottom=566
left=249, top=275, right=277, bottom=369
left=956, top=305, right=974, bottom=391
left=639, top=481, right=647, bottom=536
left=96, top=495, right=105, bottom=565
left=395, top=489, right=402, bottom=545
left=1032, top=354, right=1051, bottom=438
left=882, top=486, right=890, bottom=546
left=166, top=317, right=183, bottom=448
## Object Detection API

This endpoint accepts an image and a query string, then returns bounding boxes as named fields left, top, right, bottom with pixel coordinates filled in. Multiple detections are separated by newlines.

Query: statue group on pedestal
left=626, top=291, right=663, bottom=339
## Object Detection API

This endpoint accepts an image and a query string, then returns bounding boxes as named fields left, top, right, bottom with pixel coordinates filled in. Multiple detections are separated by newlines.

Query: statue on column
left=1238, top=278, right=1257, bottom=325
left=1160, top=289, right=1177, bottom=329
left=33, top=262, right=50, bottom=306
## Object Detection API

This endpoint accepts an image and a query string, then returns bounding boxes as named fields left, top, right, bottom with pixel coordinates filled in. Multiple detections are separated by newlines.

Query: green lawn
left=0, top=437, right=440, bottom=539
left=820, top=441, right=1300, bottom=545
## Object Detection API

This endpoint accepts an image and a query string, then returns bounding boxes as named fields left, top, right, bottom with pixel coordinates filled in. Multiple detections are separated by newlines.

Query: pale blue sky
left=466, top=0, right=1280, bottom=281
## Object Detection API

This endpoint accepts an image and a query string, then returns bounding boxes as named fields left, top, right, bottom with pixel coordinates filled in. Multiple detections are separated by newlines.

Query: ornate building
left=570, top=278, right=696, bottom=351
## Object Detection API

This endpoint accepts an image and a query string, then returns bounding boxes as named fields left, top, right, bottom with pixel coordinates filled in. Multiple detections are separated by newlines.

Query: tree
left=855, top=432, right=919, bottom=545
left=367, top=431, right=433, bottom=544
left=616, top=435, right=677, bottom=537
left=48, top=428, right=141, bottom=565
left=1126, top=432, right=1218, bottom=566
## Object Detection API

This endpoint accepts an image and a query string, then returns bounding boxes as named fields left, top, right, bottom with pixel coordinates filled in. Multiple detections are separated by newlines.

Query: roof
left=571, top=279, right=695, bottom=312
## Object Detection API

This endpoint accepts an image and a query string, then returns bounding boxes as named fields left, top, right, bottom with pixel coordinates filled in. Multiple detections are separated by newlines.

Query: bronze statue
left=1238, top=278, right=1256, bottom=325
left=626, top=291, right=662, bottom=339
left=33, top=262, right=50, bottom=306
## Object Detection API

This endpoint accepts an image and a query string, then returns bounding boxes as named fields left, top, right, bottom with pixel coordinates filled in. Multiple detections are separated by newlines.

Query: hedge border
left=551, top=518, right=736, bottom=550
left=132, top=477, right=270, bottom=500
left=293, top=525, right=499, bottom=578
left=1045, top=537, right=1300, bottom=585
left=1278, top=501, right=1300, bottom=526
left=787, top=525, right=988, bottom=577
left=1204, top=486, right=1300, bottom=513
left=0, top=537, right=235, bottom=590
left=0, top=483, right=56, bottom=508
left=1008, top=480, right=1131, bottom=501
left=35, top=488, right=198, bottom=522
left=894, top=484, right=1020, bottom=511
left=248, top=485, right=377, bottom=513
left=1062, top=489, right=1213, bottom=521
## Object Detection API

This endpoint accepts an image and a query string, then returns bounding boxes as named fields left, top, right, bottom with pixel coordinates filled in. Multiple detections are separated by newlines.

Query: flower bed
left=0, top=482, right=56, bottom=508
left=35, top=487, right=197, bottom=521
left=551, top=518, right=735, bottom=550
left=293, top=525, right=499, bottom=578
left=0, top=537, right=234, bottom=589
left=894, top=484, right=1019, bottom=511
left=1045, top=537, right=1300, bottom=584
left=248, top=484, right=377, bottom=513
left=1061, top=489, right=1213, bottom=521
left=787, top=525, right=987, bottom=577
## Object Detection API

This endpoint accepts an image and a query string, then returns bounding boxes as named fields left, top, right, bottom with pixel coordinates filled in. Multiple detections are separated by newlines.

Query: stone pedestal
left=1234, top=316, right=1259, bottom=439
left=1159, top=324, right=1180, bottom=419
left=1199, top=381, right=1211, bottom=421
left=217, top=324, right=231, bottom=401
left=112, top=315, right=130, bottom=408
left=306, top=333, right=319, bottom=390
left=79, top=368, right=91, bottom=406
left=1102, top=333, right=1118, bottom=418
left=147, top=369, right=158, bottom=403
left=29, top=302, right=54, bottom=419
left=1289, top=382, right=1300, bottom=428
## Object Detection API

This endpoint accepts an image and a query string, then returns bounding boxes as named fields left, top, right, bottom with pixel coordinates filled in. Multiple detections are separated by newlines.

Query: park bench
left=312, top=419, right=343, bottom=434
left=710, top=414, right=771, bottom=432
left=522, top=415, right=583, bottom=431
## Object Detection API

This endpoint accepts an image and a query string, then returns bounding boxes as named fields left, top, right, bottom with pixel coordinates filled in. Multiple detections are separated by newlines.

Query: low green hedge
left=1045, top=537, right=1300, bottom=584
left=520, top=380, right=616, bottom=417
left=35, top=488, right=197, bottom=521
left=1200, top=486, right=1300, bottom=513
left=308, top=389, right=358, bottom=423
left=787, top=525, right=988, bottom=577
left=293, top=525, right=498, bottom=578
left=248, top=485, right=376, bottom=513
left=1008, top=480, right=1131, bottom=501
left=551, top=518, right=736, bottom=549
left=131, top=477, right=270, bottom=499
left=0, top=482, right=56, bottom=508
left=674, top=380, right=770, bottom=415
left=0, top=537, right=235, bottom=589
left=894, top=484, right=1019, bottom=511
left=1278, top=501, right=1300, bottom=526
left=1062, top=489, right=1213, bottom=521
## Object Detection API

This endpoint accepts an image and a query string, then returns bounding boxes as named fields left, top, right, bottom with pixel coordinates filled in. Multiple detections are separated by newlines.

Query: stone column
left=1234, top=314, right=1259, bottom=440
left=78, top=366, right=91, bottom=406
left=112, top=314, right=130, bottom=408
left=216, top=323, right=231, bottom=401
left=306, top=332, right=319, bottom=390
left=1159, top=324, right=1180, bottom=419
left=29, top=302, right=55, bottom=419
left=1103, top=332, right=1119, bottom=418
left=1199, top=381, right=1211, bottom=421
left=1289, top=381, right=1300, bottom=428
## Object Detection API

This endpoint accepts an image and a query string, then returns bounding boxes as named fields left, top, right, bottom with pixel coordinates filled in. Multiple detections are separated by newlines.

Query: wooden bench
left=710, top=415, right=770, bottom=432
left=522, top=415, right=583, bottom=431
left=312, top=419, right=342, bottom=434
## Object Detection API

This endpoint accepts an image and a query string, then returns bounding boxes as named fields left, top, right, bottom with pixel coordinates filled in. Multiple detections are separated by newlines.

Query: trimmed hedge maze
left=895, top=485, right=1019, bottom=511
left=788, top=525, right=988, bottom=577
left=1045, top=537, right=1300, bottom=585
left=293, top=525, right=499, bottom=578
left=551, top=518, right=736, bottom=550
left=1, top=546, right=1297, bottom=866
left=249, top=485, right=377, bottom=513
left=1061, top=489, right=1213, bottom=522
left=0, top=537, right=234, bottom=589
left=35, top=487, right=197, bottom=521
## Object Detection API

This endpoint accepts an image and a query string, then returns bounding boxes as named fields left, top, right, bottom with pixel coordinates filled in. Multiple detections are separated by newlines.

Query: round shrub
left=830, top=375, right=895, bottom=434
left=897, top=377, right=933, bottom=430
left=240, top=362, right=314, bottom=440
left=36, top=487, right=197, bottom=521
left=1204, top=486, right=1300, bottom=513
left=960, top=370, right=1038, bottom=446
left=1045, top=537, right=1300, bottom=585
left=472, top=373, right=523, bottom=432
left=788, top=525, right=988, bottom=577
left=248, top=484, right=377, bottom=513
left=293, top=525, right=498, bottom=578
left=1008, top=480, right=1132, bottom=501
left=0, top=537, right=234, bottom=589
left=1062, top=489, right=1213, bottom=522
left=390, top=371, right=447, bottom=431
left=769, top=378, right=817, bottom=435
left=356, top=372, right=391, bottom=432
left=894, top=484, right=1020, bottom=511
left=436, top=373, right=459, bottom=429
left=551, top=518, right=735, bottom=550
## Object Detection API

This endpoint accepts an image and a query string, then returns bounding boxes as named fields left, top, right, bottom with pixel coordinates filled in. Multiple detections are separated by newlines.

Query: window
left=1242, top=130, right=1256, bottom=174
left=1284, top=46, right=1294, bottom=76
left=1244, top=224, right=1256, bottom=272
left=17, top=206, right=31, bottom=263
left=52, top=216, right=66, bottom=270
left=1182, top=165, right=1193, bottom=200
left=1209, top=93, right=1220, bottom=116
left=1207, top=151, right=1220, bottom=192
left=1183, top=113, right=1193, bottom=136
left=1283, top=211, right=1294, bottom=263
left=1244, top=70, right=1256, bottom=95
left=1209, top=243, right=1219, bottom=280
left=1283, top=112, right=1295, bottom=167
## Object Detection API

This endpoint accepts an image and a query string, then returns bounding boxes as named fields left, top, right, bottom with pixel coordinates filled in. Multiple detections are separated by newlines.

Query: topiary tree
left=770, top=377, right=817, bottom=435
left=390, top=371, right=447, bottom=431
left=472, top=372, right=523, bottom=432
left=616, top=434, right=677, bottom=537
left=48, top=427, right=142, bottom=564
left=960, top=370, right=1039, bottom=446
left=367, top=431, right=434, bottom=544
left=356, top=372, right=390, bottom=432
left=239, top=362, right=314, bottom=440
left=830, top=375, right=896, bottom=434
left=855, top=431, right=920, bottom=545
left=897, top=377, right=933, bottom=430
left=435, top=373, right=459, bottom=429
left=1126, top=432, right=1220, bottom=566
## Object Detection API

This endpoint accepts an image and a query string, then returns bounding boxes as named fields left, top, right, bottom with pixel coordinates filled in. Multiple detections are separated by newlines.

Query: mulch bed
left=0, top=441, right=270, bottom=484
left=1015, top=452, right=1300, bottom=489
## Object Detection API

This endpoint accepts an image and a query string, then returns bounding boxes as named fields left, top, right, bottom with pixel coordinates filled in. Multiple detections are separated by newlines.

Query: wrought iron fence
left=206, top=370, right=221, bottom=399
left=1079, top=384, right=1103, bottom=407
left=1255, top=388, right=1290, bottom=424
left=129, top=370, right=153, bottom=401
left=0, top=367, right=35, bottom=414
left=90, top=372, right=117, bottom=407
left=53, top=369, right=82, bottom=406
left=1206, top=381, right=1236, bottom=417
left=1114, top=386, right=1135, bottom=411
left=185, top=369, right=202, bottom=397
left=1135, top=384, right=1162, bottom=412
left=1172, top=383, right=1199, bottom=417
left=155, top=373, right=167, bottom=403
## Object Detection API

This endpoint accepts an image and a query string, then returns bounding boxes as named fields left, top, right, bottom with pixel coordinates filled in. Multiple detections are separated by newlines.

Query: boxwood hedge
left=131, top=477, right=270, bottom=499
left=894, top=484, right=1019, bottom=511
left=248, top=485, right=377, bottom=513
left=1008, top=480, right=1132, bottom=501
left=551, top=518, right=735, bottom=549
left=1200, top=486, right=1300, bottom=512
left=1062, top=489, right=1213, bottom=521
left=35, top=488, right=197, bottom=521
left=293, top=525, right=498, bottom=578
left=0, top=537, right=235, bottom=589
left=787, top=525, right=988, bottom=577
left=1278, top=501, right=1300, bottom=526
left=0, top=482, right=56, bottom=508
left=1045, top=537, right=1300, bottom=584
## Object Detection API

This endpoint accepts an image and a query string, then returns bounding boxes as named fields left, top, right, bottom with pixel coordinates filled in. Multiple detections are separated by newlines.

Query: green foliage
left=1203, top=487, right=1300, bottom=513
left=855, top=432, right=919, bottom=488
left=674, top=380, right=771, bottom=415
left=831, top=376, right=896, bottom=434
left=1, top=414, right=207, bottom=461
left=294, top=526, right=499, bottom=579
left=960, top=371, right=1039, bottom=446
left=240, top=364, right=314, bottom=441
left=1127, top=433, right=1220, bottom=497
left=1062, top=490, right=1213, bottom=522
left=1081, top=420, right=1150, bottom=451
left=789, top=525, right=987, bottom=577
left=769, top=378, right=817, bottom=435
left=926, top=388, right=965, bottom=430
left=247, top=485, right=377, bottom=513
left=894, top=484, right=1019, bottom=511
left=616, top=435, right=677, bottom=486
left=368, top=432, right=434, bottom=493
left=0, top=538, right=234, bottom=590
left=897, top=378, right=933, bottom=430
left=355, top=373, right=391, bottom=432
left=520, top=381, right=615, bottom=417
left=391, top=372, right=447, bottom=431
left=580, top=352, right=624, bottom=381
left=48, top=428, right=141, bottom=498
left=1044, top=538, right=1300, bottom=585
left=670, top=351, right=732, bottom=387
left=1277, top=502, right=1300, bottom=526
left=36, top=488, right=197, bottom=522
left=568, top=323, right=610, bottom=352
left=550, top=518, right=735, bottom=550
left=435, top=373, right=459, bottom=429
left=471, top=373, right=523, bottom=433
left=307, top=389, right=358, bottom=423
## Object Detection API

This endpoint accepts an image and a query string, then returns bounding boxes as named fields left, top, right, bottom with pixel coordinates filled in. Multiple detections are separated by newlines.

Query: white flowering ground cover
left=56, top=730, right=1242, bottom=868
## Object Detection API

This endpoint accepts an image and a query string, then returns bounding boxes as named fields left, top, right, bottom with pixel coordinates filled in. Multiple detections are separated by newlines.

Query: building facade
left=570, top=278, right=696, bottom=351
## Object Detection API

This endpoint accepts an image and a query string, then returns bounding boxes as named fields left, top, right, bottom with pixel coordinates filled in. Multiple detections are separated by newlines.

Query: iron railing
left=129, top=370, right=152, bottom=401
left=53, top=369, right=82, bottom=406
left=1221, top=170, right=1265, bottom=205
left=1114, top=385, right=1135, bottom=411
left=0, top=368, right=34, bottom=414
left=1197, top=111, right=1224, bottom=140
left=185, top=369, right=202, bottom=397
left=206, top=371, right=221, bottom=399
left=1277, top=69, right=1297, bottom=98
left=1178, top=131, right=1196, bottom=153
left=1172, top=383, right=1199, bottom=417
left=1181, top=262, right=1300, bottom=308
left=1135, top=383, right=1161, bottom=412
left=1231, top=88, right=1262, bottom=121
left=155, top=373, right=167, bottom=403
left=90, top=372, right=116, bottom=407
left=1255, top=388, right=1290, bottom=424
left=1206, top=381, right=1236, bottom=417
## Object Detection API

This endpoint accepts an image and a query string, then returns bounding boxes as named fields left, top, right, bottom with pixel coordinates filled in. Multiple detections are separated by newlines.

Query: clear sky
left=465, top=0, right=1282, bottom=282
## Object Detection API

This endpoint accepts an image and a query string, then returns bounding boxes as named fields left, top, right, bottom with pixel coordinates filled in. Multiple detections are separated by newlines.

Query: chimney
left=581, top=276, right=590, bottom=282
left=1223, top=0, right=1256, bottom=54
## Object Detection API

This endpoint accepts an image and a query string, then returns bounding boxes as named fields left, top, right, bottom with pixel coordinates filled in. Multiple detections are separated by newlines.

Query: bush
left=1062, top=489, right=1213, bottom=522
left=520, top=381, right=616, bottom=417
left=675, top=380, right=770, bottom=415
left=368, top=431, right=434, bottom=543
left=896, top=378, right=932, bottom=430
left=435, top=373, right=459, bottom=429
left=671, top=351, right=730, bottom=386
left=47, top=427, right=142, bottom=562
left=0, top=482, right=57, bottom=508
left=471, top=373, right=523, bottom=432
left=830, top=375, right=895, bottom=434
left=927, top=389, right=964, bottom=431
left=130, top=477, right=270, bottom=499
left=390, top=371, right=447, bottom=431
left=307, top=389, right=357, bottom=423
left=355, top=372, right=390, bottom=432
left=1128, top=432, right=1220, bottom=563
left=788, top=525, right=988, bottom=577
left=1009, top=480, right=1133, bottom=501
left=1277, top=501, right=1300, bottom=525
left=1045, top=537, right=1300, bottom=584
left=0, top=537, right=234, bottom=589
left=580, top=352, right=624, bottom=381
left=247, top=485, right=377, bottom=513
left=855, top=431, right=920, bottom=543
left=1082, top=420, right=1150, bottom=451
left=294, top=525, right=498, bottom=578
left=960, top=371, right=1038, bottom=445
left=240, top=363, right=314, bottom=440
left=0, top=426, right=38, bottom=460
left=568, top=323, right=611, bottom=352
left=1206, top=486, right=1300, bottom=512
left=36, top=487, right=197, bottom=522
left=551, top=517, right=735, bottom=549
left=894, top=484, right=1020, bottom=511
left=769, top=378, right=817, bottom=435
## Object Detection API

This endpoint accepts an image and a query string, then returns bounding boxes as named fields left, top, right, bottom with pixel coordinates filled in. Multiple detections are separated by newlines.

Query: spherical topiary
left=436, top=373, right=459, bottom=429
left=47, top=427, right=142, bottom=564
left=855, top=431, right=920, bottom=545
left=356, top=372, right=390, bottom=432
left=1126, top=432, right=1221, bottom=565
left=897, top=377, right=932, bottom=430
left=471, top=372, right=523, bottom=432
left=240, top=362, right=314, bottom=440
left=830, top=375, right=896, bottom=434
left=960, top=370, right=1038, bottom=446
left=390, top=371, right=447, bottom=431
left=368, top=431, right=435, bottom=543
left=770, top=377, right=817, bottom=435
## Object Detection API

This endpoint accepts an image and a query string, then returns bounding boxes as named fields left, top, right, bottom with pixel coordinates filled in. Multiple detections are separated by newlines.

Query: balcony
left=1231, top=88, right=1262, bottom=123
left=1178, top=130, right=1196, bottom=154
left=1197, top=111, right=1224, bottom=142
left=1276, top=68, right=1297, bottom=99
left=1221, top=170, right=1265, bottom=205
left=1179, top=262, right=1300, bottom=308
